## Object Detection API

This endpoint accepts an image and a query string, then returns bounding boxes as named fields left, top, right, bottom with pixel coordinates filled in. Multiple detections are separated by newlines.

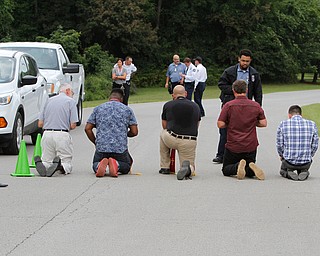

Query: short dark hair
left=232, top=80, right=247, bottom=94
left=116, top=58, right=123, bottom=63
left=183, top=57, right=191, bottom=63
left=288, top=105, right=302, bottom=115
left=110, top=88, right=124, bottom=100
left=239, top=49, right=252, bottom=58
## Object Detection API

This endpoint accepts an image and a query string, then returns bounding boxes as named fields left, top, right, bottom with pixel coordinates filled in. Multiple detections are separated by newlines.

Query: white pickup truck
left=0, top=42, right=85, bottom=125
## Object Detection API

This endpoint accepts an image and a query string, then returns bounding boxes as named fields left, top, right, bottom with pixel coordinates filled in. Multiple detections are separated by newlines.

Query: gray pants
left=280, top=160, right=311, bottom=179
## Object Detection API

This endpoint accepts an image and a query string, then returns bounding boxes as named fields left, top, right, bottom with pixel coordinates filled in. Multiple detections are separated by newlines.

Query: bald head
left=172, top=85, right=186, bottom=99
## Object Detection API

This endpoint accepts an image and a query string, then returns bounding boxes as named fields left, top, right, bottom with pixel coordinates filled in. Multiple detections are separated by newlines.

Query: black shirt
left=161, top=97, right=201, bottom=136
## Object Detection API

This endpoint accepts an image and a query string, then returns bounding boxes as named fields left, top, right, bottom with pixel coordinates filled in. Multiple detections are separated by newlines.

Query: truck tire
left=76, top=96, right=82, bottom=126
left=3, top=112, right=23, bottom=155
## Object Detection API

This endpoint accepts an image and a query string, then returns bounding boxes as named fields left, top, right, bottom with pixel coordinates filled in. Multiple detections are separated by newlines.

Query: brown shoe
left=237, top=159, right=246, bottom=180
left=249, top=162, right=265, bottom=180
left=96, top=158, right=108, bottom=177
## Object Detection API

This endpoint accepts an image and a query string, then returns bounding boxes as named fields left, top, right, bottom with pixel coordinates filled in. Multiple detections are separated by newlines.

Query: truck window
left=0, top=47, right=59, bottom=70
left=58, top=48, right=69, bottom=67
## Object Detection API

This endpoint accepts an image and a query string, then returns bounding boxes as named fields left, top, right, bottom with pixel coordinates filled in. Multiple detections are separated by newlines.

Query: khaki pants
left=41, top=131, right=73, bottom=174
left=160, top=129, right=197, bottom=171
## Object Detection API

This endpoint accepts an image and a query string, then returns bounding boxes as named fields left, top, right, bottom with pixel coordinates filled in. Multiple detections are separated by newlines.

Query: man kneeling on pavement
left=159, top=85, right=201, bottom=180
left=276, top=105, right=318, bottom=181
left=85, top=88, right=138, bottom=177
left=35, top=83, right=78, bottom=177
left=217, top=80, right=267, bottom=180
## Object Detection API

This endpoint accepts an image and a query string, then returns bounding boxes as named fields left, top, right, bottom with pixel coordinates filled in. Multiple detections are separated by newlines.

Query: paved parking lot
left=1, top=90, right=320, bottom=256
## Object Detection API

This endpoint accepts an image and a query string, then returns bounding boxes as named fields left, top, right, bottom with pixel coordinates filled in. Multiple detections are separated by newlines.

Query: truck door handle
left=32, top=89, right=36, bottom=92
left=70, top=75, right=73, bottom=81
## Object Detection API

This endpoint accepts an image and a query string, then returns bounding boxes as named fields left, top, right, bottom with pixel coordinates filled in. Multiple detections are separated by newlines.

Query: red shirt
left=218, top=95, right=266, bottom=153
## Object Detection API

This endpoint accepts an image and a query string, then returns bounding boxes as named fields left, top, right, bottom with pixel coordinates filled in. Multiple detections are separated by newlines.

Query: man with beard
left=212, top=49, right=263, bottom=164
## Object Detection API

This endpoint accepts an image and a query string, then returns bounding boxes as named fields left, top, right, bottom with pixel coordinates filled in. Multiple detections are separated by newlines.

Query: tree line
left=1, top=0, right=320, bottom=99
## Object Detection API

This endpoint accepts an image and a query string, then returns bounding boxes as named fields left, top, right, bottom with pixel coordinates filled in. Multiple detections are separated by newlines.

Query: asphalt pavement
left=1, top=89, right=320, bottom=256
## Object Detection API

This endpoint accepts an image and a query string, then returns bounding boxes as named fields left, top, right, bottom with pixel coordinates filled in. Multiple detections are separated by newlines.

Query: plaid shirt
left=276, top=115, right=318, bottom=165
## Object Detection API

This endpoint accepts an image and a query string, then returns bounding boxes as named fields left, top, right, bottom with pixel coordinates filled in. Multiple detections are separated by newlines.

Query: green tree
left=0, top=0, right=14, bottom=41
left=36, top=26, right=82, bottom=62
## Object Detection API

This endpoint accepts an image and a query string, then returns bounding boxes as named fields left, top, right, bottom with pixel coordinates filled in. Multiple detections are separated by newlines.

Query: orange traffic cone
left=30, top=133, right=42, bottom=168
left=11, top=140, right=34, bottom=177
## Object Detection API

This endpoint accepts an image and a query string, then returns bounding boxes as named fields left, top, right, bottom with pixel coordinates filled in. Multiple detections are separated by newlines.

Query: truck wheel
left=76, top=96, right=82, bottom=126
left=3, top=113, right=23, bottom=155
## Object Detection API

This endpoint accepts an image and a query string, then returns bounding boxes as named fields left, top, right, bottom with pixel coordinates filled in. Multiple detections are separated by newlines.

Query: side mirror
left=62, top=63, right=80, bottom=74
left=21, top=75, right=37, bottom=86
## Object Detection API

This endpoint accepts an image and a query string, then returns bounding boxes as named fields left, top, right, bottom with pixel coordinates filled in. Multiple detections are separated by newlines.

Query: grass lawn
left=83, top=83, right=320, bottom=108
left=302, top=104, right=320, bottom=128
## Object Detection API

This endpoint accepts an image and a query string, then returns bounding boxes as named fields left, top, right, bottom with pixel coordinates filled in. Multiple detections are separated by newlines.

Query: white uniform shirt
left=123, top=63, right=137, bottom=81
left=194, top=63, right=207, bottom=88
left=184, top=63, right=196, bottom=83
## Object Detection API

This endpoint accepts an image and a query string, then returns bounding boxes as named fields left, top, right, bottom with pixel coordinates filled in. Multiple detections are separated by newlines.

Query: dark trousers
left=168, top=81, right=180, bottom=94
left=222, top=148, right=257, bottom=177
left=194, top=82, right=206, bottom=116
left=184, top=82, right=195, bottom=100
left=123, top=81, right=130, bottom=105
left=112, top=82, right=130, bottom=105
left=280, top=160, right=311, bottom=177
left=216, top=127, right=227, bottom=158
left=92, top=150, right=132, bottom=174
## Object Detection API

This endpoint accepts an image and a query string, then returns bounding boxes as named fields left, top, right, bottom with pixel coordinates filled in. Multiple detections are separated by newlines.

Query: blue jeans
left=194, top=82, right=206, bottom=116
left=92, top=150, right=132, bottom=174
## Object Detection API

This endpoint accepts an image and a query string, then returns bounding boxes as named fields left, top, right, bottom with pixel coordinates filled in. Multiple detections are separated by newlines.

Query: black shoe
left=177, top=160, right=192, bottom=180
left=34, top=156, right=47, bottom=177
left=46, top=156, right=61, bottom=177
left=0, top=183, right=8, bottom=187
left=159, top=168, right=170, bottom=174
left=212, top=156, right=223, bottom=164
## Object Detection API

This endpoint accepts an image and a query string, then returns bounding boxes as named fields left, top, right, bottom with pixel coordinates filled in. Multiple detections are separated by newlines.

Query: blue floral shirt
left=87, top=101, right=137, bottom=153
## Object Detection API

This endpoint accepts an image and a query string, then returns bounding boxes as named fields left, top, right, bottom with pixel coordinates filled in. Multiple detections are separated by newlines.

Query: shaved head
left=172, top=85, right=186, bottom=99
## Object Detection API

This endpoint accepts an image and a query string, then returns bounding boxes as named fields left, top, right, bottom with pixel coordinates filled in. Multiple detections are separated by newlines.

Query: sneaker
left=46, top=156, right=61, bottom=177
left=34, top=156, right=46, bottom=177
left=159, top=168, right=170, bottom=174
left=212, top=156, right=223, bottom=164
left=298, top=171, right=309, bottom=181
left=108, top=158, right=119, bottom=177
left=287, top=171, right=299, bottom=181
left=177, top=160, right=192, bottom=180
left=96, top=158, right=108, bottom=177
left=237, top=159, right=246, bottom=180
left=249, top=162, right=265, bottom=180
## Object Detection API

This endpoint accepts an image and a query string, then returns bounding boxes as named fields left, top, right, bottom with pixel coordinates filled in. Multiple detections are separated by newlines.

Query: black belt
left=44, top=129, right=69, bottom=132
left=167, top=130, right=197, bottom=141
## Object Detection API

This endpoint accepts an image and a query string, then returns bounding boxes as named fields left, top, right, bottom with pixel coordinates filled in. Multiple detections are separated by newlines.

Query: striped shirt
left=276, top=115, right=318, bottom=165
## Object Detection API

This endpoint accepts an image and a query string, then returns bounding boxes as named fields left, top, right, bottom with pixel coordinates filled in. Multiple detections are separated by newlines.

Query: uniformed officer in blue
left=165, top=54, right=186, bottom=94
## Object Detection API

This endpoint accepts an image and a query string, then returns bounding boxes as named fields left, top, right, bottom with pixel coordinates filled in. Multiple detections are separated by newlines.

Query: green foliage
left=84, top=74, right=112, bottom=101
left=0, top=0, right=14, bottom=40
left=36, top=26, right=82, bottom=62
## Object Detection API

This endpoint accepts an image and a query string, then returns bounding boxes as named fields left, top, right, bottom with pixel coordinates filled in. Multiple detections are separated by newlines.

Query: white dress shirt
left=194, top=63, right=207, bottom=88
left=184, top=63, right=196, bottom=82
